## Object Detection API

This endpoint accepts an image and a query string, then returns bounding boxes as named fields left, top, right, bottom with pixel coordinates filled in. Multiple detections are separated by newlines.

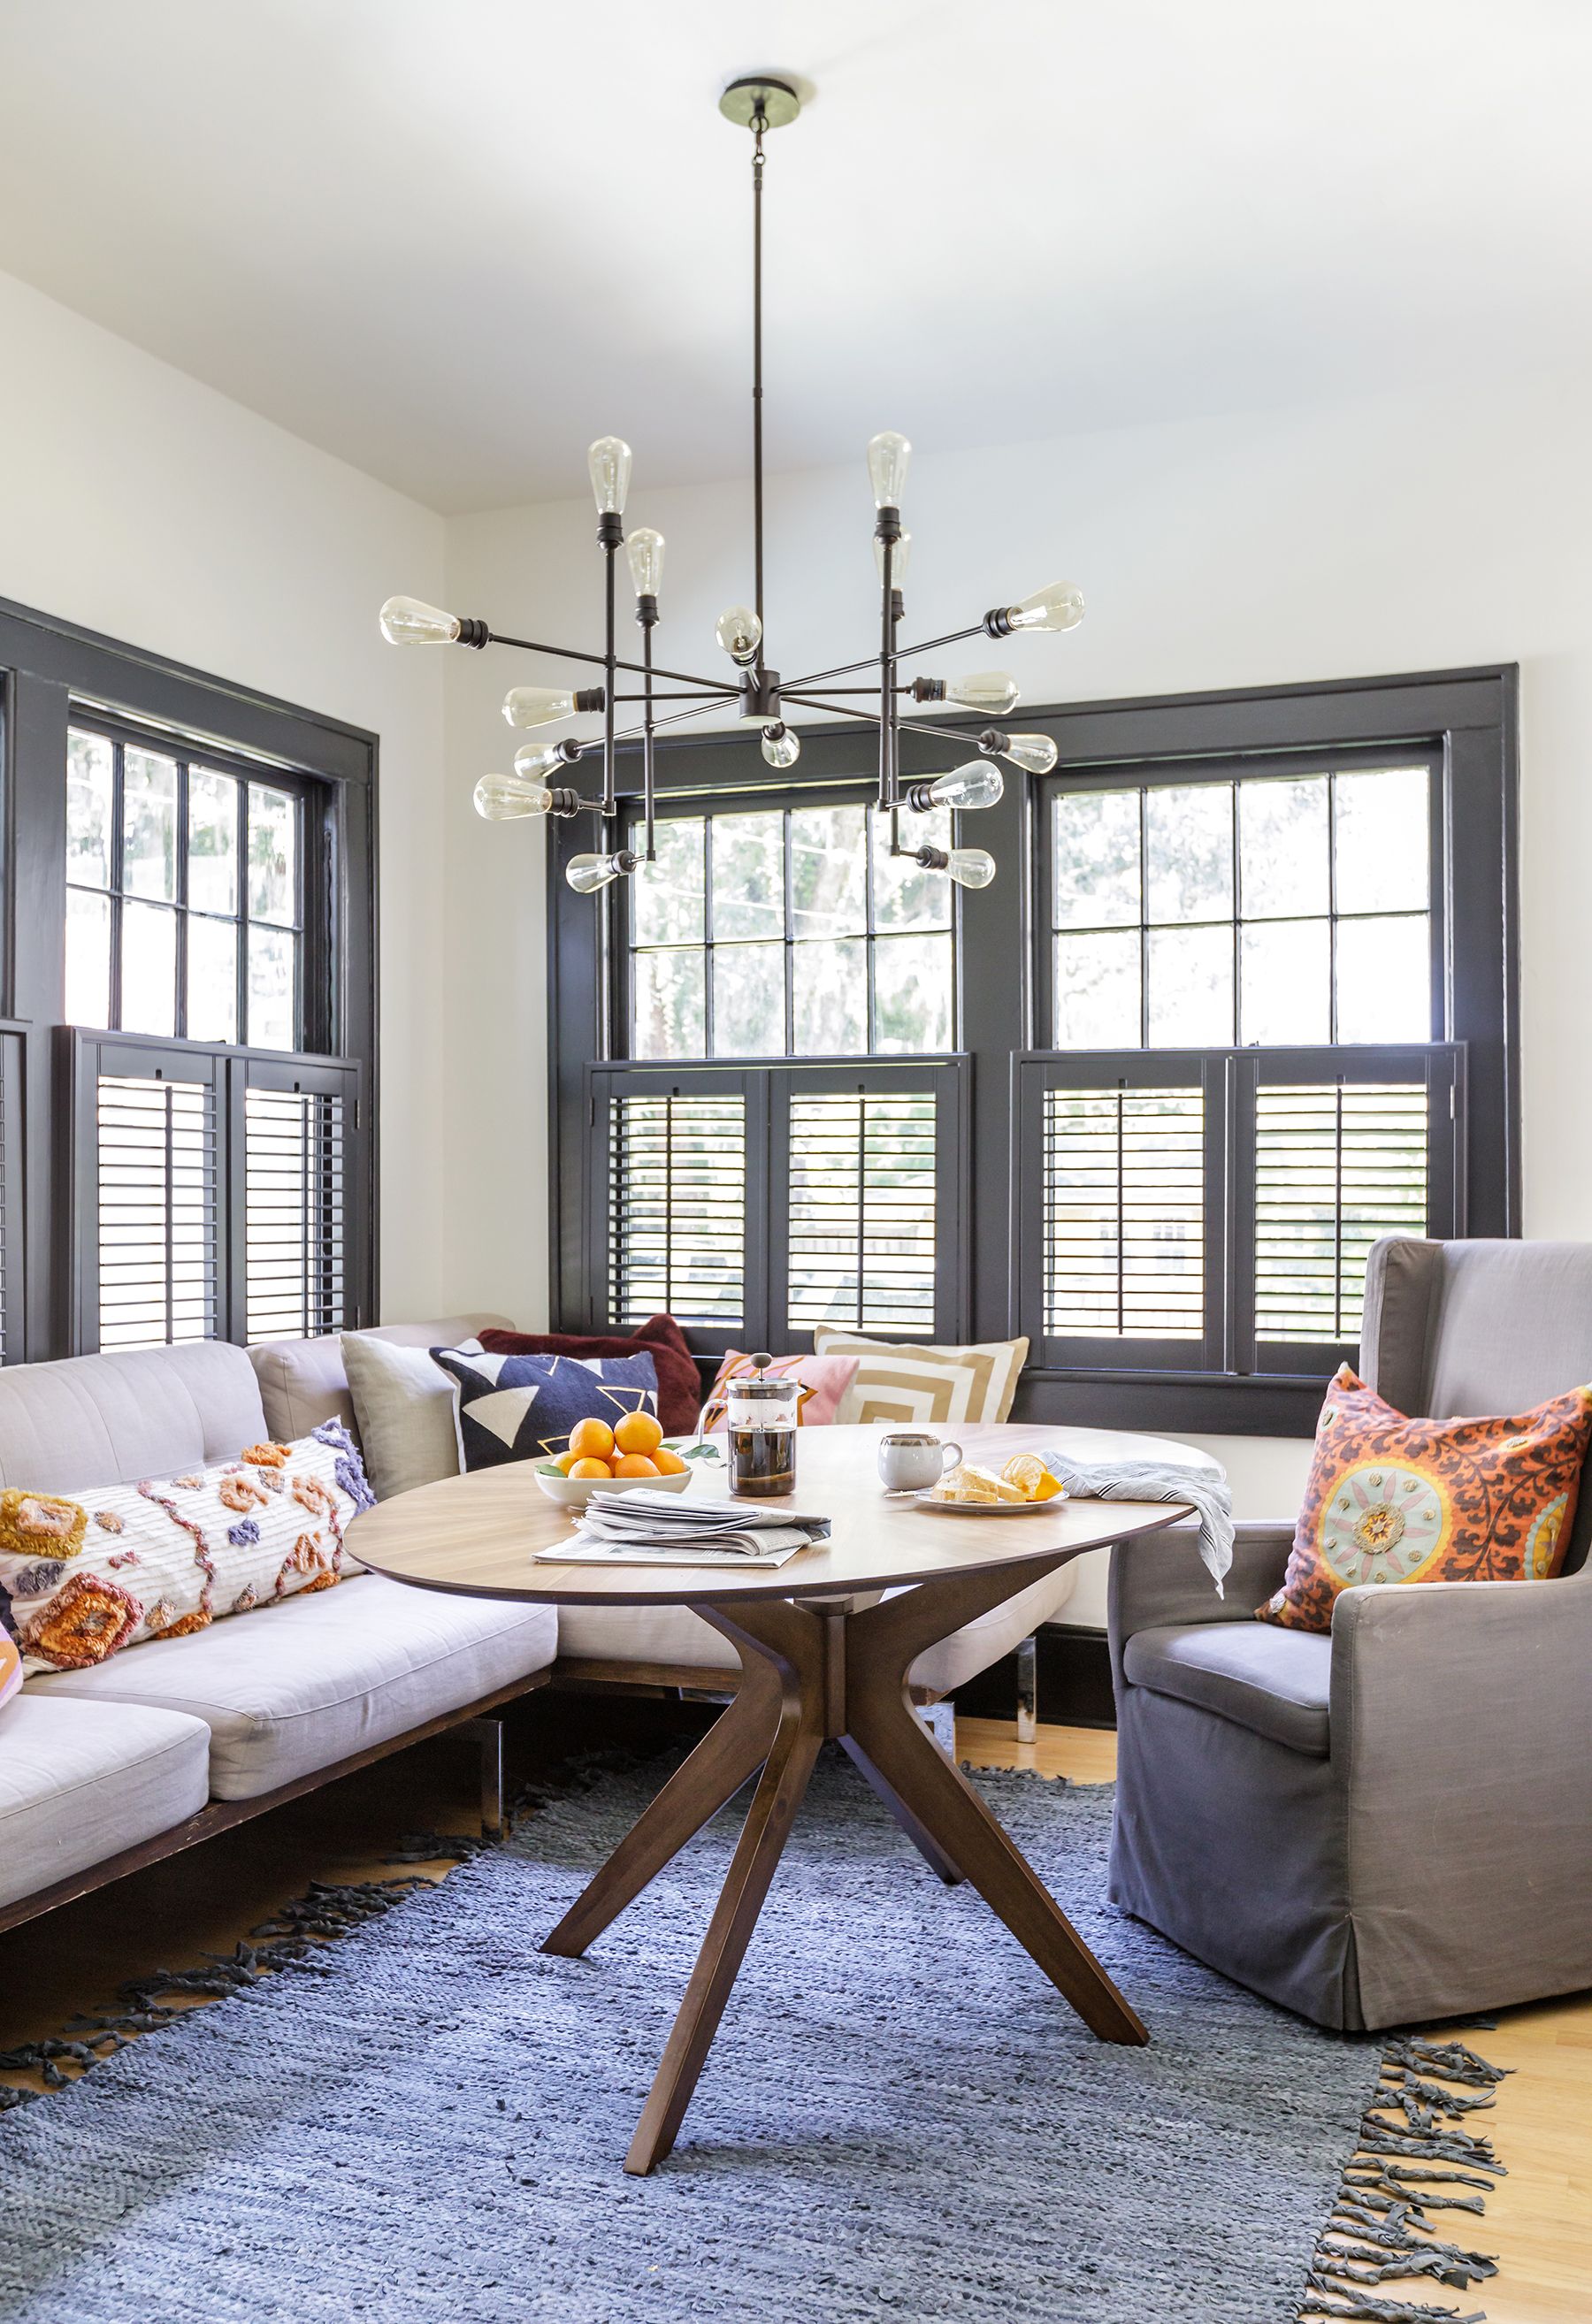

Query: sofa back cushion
left=478, top=1317, right=701, bottom=1436
left=0, top=1342, right=267, bottom=1494
left=249, top=1314, right=513, bottom=1442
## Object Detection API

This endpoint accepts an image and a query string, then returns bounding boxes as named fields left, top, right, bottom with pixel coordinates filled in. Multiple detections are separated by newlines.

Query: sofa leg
left=459, top=1715, right=506, bottom=1839
left=1015, top=1634, right=1038, bottom=1746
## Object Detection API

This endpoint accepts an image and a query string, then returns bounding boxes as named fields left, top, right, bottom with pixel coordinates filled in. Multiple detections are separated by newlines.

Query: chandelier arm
left=784, top=698, right=984, bottom=761
left=487, top=631, right=731, bottom=693
left=601, top=537, right=618, bottom=814
left=784, top=623, right=989, bottom=692
left=605, top=695, right=749, bottom=750
left=641, top=623, right=657, bottom=860
left=752, top=109, right=767, bottom=666
left=877, top=539, right=898, bottom=810
left=614, top=689, right=740, bottom=703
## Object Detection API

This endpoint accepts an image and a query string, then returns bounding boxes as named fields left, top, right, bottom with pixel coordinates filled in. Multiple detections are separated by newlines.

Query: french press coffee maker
left=724, top=1353, right=800, bottom=1498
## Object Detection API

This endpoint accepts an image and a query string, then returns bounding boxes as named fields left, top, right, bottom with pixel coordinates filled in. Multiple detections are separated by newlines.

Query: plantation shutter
left=0, top=1029, right=25, bottom=1364
left=73, top=1037, right=224, bottom=1353
left=236, top=1059, right=358, bottom=1344
left=597, top=1071, right=750, bottom=1340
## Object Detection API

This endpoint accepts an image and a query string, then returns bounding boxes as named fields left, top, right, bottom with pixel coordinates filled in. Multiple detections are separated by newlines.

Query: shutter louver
left=96, top=1072, right=218, bottom=1350
left=786, top=1090, right=938, bottom=1335
left=244, top=1084, right=348, bottom=1343
left=1043, top=1086, right=1205, bottom=1338
left=1255, top=1081, right=1428, bottom=1344
left=608, top=1091, right=746, bottom=1330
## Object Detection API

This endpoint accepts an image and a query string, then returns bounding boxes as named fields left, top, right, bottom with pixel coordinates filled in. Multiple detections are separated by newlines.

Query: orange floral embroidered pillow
left=1258, top=1366, right=1592, bottom=1634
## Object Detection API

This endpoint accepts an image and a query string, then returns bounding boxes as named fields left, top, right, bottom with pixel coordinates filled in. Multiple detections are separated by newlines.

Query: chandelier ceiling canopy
left=379, top=73, right=1084, bottom=898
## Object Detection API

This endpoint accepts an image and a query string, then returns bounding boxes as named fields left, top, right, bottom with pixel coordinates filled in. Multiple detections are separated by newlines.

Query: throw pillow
left=0, top=1424, right=378, bottom=1677
left=431, top=1347, right=660, bottom=1472
left=700, top=1350, right=861, bottom=1433
left=812, top=1329, right=1029, bottom=1426
left=342, top=1332, right=478, bottom=1500
left=0, top=1632, right=19, bottom=1712
left=478, top=1317, right=701, bottom=1436
left=1258, top=1365, right=1592, bottom=1634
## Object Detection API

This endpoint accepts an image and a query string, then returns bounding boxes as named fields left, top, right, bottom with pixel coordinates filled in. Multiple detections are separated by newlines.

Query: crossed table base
left=539, top=1554, right=1148, bottom=2175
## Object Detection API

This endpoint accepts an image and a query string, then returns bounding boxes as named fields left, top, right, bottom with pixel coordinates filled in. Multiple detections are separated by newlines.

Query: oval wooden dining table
left=349, top=1421, right=1196, bottom=2174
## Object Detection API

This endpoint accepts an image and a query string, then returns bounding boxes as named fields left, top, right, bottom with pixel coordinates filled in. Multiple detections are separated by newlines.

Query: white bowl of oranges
left=532, top=1410, right=712, bottom=1506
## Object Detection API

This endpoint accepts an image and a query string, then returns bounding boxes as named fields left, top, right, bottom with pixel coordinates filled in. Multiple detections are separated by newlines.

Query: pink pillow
left=702, top=1350, right=861, bottom=1433
left=0, top=1632, right=20, bottom=1713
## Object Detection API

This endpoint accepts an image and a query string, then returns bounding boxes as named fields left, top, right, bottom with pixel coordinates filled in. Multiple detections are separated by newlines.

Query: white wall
left=444, top=372, right=1592, bottom=1617
left=0, top=269, right=451, bottom=1320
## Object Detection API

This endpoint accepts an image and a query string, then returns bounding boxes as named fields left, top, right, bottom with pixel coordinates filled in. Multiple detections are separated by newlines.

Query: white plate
left=912, top=1492, right=1058, bottom=1517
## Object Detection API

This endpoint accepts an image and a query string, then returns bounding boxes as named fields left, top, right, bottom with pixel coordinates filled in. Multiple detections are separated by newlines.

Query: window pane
left=1146, top=783, right=1233, bottom=924
left=1052, top=790, right=1140, bottom=929
left=790, top=807, right=867, bottom=938
left=632, top=817, right=705, bottom=945
left=188, top=769, right=239, bottom=915
left=65, top=887, right=111, bottom=1028
left=712, top=943, right=785, bottom=1056
left=874, top=932, right=953, bottom=1053
left=248, top=925, right=297, bottom=1051
left=249, top=784, right=298, bottom=926
left=632, top=949, right=705, bottom=1059
left=1336, top=916, right=1430, bottom=1043
left=792, top=937, right=867, bottom=1054
left=1240, top=920, right=1331, bottom=1044
left=188, top=915, right=239, bottom=1044
left=67, top=730, right=114, bottom=889
left=1146, top=923, right=1233, bottom=1044
left=712, top=812, right=784, bottom=940
left=123, top=748, right=178, bottom=901
left=121, top=899, right=177, bottom=1036
left=1054, top=929, right=1141, bottom=1048
left=1239, top=777, right=1328, bottom=919
left=873, top=807, right=952, bottom=930
left=1335, top=768, right=1429, bottom=914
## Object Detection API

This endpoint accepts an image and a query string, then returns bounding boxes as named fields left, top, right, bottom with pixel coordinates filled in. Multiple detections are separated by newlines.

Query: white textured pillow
left=0, top=1428, right=374, bottom=1678
left=341, top=1334, right=477, bottom=1500
left=811, top=1330, right=1029, bottom=1426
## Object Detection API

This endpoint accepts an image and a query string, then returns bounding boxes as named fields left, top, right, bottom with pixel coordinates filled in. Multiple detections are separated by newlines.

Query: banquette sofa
left=1, top=1317, right=1082, bottom=1930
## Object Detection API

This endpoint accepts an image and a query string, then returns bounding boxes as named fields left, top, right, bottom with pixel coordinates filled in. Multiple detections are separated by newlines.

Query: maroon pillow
left=478, top=1315, right=702, bottom=1437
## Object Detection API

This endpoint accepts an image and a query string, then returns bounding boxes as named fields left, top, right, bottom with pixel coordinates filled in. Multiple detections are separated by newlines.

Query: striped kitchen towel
left=1041, top=1454, right=1234, bottom=1594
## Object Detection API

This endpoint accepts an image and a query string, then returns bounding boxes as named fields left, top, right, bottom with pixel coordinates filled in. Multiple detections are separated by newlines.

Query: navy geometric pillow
left=430, top=1347, right=660, bottom=1472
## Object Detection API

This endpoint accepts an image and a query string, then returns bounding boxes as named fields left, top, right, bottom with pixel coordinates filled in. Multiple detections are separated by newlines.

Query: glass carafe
left=725, top=1356, right=800, bottom=1498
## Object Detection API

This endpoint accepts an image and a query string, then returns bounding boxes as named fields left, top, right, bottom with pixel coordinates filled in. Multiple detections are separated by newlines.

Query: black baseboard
left=952, top=1622, right=1117, bottom=1730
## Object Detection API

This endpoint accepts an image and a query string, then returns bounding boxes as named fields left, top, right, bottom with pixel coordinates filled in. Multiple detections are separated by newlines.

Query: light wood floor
left=2, top=1710, right=1588, bottom=2320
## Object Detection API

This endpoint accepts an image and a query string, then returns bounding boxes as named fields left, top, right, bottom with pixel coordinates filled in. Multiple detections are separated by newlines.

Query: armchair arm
left=1107, top=1519, right=1296, bottom=1670
left=1329, top=1569, right=1592, bottom=2024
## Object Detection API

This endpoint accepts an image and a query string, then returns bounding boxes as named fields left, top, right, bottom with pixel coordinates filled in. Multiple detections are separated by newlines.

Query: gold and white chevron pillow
left=811, top=1331, right=1029, bottom=1426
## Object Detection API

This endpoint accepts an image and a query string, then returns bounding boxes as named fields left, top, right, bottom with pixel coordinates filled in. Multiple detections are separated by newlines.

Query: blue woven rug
left=0, top=1755, right=1383, bottom=2323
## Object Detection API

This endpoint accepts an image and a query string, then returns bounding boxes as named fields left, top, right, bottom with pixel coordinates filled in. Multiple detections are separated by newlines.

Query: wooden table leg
left=844, top=1559, right=1148, bottom=2046
left=624, top=1601, right=824, bottom=2175
left=840, top=1736, right=964, bottom=1885
left=541, top=1648, right=785, bottom=1959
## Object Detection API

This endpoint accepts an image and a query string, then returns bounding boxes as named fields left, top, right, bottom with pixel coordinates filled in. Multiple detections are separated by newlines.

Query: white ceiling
left=0, top=0, right=1587, bottom=514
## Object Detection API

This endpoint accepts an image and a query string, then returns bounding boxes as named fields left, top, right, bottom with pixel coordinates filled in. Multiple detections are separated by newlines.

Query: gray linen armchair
left=1107, top=1237, right=1592, bottom=2031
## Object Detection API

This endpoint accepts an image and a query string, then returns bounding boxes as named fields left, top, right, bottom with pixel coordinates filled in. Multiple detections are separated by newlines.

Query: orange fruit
left=613, top=1452, right=660, bottom=1478
left=568, top=1456, right=612, bottom=1480
left=551, top=1449, right=581, bottom=1474
left=1032, top=1471, right=1065, bottom=1502
left=652, top=1448, right=688, bottom=1475
left=613, top=1409, right=664, bottom=1457
left=567, top=1418, right=616, bottom=1462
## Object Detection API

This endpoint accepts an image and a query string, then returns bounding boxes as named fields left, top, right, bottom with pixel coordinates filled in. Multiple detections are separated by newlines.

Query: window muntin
left=1049, top=763, right=1433, bottom=1050
left=627, top=800, right=954, bottom=1060
left=66, top=724, right=304, bottom=1051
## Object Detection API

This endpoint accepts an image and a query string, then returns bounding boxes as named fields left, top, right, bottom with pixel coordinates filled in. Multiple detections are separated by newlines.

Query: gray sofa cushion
left=1122, top=1622, right=1333, bottom=1757
left=249, top=1315, right=513, bottom=1442
left=0, top=1342, right=266, bottom=1494
left=29, top=1572, right=556, bottom=1800
left=0, top=1694, right=210, bottom=1908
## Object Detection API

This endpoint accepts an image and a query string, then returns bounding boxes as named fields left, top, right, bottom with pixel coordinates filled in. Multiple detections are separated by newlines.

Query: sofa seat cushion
left=0, top=1694, right=210, bottom=1909
left=28, top=1573, right=556, bottom=1800
left=556, top=1562, right=1079, bottom=1697
left=1123, top=1622, right=1334, bottom=1756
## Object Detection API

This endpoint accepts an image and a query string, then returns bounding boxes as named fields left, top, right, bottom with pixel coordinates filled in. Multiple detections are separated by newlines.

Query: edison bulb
left=503, top=686, right=580, bottom=730
left=945, top=672, right=1021, bottom=715
left=945, top=847, right=997, bottom=889
left=867, top=431, right=911, bottom=509
left=566, top=852, right=628, bottom=894
left=379, top=595, right=460, bottom=646
left=587, top=437, right=631, bottom=516
left=475, top=775, right=552, bottom=822
left=761, top=723, right=800, bottom=769
left=514, top=740, right=572, bottom=781
left=993, top=731, right=1059, bottom=774
left=1006, top=581, right=1084, bottom=634
left=926, top=762, right=1003, bottom=812
left=626, top=527, right=664, bottom=599
left=716, top=605, right=762, bottom=664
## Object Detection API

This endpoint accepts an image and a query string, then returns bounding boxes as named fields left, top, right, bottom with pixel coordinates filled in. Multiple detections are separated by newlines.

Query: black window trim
left=0, top=592, right=378, bottom=1362
left=549, top=663, right=1518, bottom=1436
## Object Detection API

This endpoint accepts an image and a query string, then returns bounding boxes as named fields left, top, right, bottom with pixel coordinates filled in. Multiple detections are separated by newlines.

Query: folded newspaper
left=535, top=1488, right=831, bottom=1570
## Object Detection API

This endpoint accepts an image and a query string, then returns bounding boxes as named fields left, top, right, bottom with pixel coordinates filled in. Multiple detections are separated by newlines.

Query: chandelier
left=379, top=74, right=1083, bottom=897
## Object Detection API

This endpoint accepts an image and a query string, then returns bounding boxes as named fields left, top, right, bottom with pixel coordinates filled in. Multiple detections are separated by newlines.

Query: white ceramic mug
left=877, top=1431, right=963, bottom=1493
